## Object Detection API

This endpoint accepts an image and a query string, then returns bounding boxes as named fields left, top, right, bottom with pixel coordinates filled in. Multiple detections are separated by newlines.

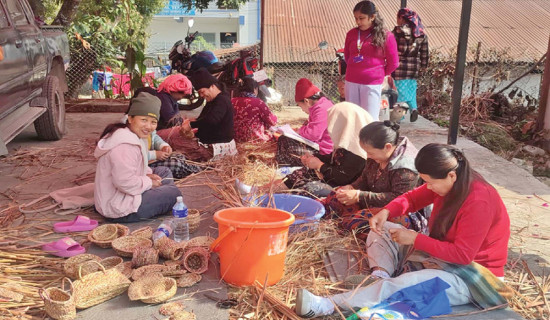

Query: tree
left=29, top=0, right=252, bottom=27
left=177, top=0, right=249, bottom=11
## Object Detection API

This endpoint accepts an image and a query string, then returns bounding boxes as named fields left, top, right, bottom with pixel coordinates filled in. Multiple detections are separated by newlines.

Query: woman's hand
left=155, top=151, right=170, bottom=161
left=337, top=185, right=354, bottom=191
left=180, top=119, right=192, bottom=136
left=161, top=145, right=172, bottom=154
left=305, top=156, right=323, bottom=170
left=389, top=228, right=417, bottom=245
left=369, top=209, right=389, bottom=235
left=300, top=153, right=313, bottom=166
left=335, top=189, right=360, bottom=206
left=147, top=174, right=162, bottom=188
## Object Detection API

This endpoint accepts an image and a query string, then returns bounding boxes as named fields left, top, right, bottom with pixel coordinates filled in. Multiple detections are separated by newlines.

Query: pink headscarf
left=158, top=74, right=192, bottom=95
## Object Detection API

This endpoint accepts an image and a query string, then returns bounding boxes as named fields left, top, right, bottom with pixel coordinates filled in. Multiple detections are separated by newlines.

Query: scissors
left=203, top=293, right=239, bottom=309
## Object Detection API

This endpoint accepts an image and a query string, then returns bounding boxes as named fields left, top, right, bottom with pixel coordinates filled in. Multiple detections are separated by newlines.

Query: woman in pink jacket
left=344, top=0, right=399, bottom=120
left=276, top=78, right=333, bottom=166
left=94, top=93, right=181, bottom=223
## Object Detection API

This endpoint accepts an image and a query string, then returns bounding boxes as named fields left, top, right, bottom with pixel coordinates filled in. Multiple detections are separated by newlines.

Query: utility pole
left=447, top=0, right=473, bottom=145
left=537, top=36, right=550, bottom=151
left=259, top=0, right=265, bottom=68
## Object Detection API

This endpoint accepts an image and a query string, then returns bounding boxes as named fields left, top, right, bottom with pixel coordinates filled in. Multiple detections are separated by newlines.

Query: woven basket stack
left=87, top=224, right=129, bottom=248
left=111, top=236, right=153, bottom=258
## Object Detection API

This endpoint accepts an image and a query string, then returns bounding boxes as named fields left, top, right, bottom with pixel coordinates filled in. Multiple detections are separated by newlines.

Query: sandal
left=42, top=237, right=86, bottom=258
left=54, top=215, right=98, bottom=233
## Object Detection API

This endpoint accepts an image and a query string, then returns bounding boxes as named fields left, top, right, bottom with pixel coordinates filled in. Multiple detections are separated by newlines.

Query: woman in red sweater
left=296, top=143, right=511, bottom=318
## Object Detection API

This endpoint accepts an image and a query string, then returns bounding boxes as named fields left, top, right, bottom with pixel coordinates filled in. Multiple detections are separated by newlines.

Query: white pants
left=331, top=222, right=472, bottom=310
left=345, top=81, right=382, bottom=121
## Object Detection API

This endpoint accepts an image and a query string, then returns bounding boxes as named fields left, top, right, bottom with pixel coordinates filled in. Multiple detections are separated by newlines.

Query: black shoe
left=410, top=109, right=419, bottom=122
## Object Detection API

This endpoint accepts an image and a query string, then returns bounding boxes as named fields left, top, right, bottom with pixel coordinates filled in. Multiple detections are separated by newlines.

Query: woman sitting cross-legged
left=158, top=67, right=236, bottom=162
left=325, top=121, right=427, bottom=236
left=295, top=143, right=512, bottom=318
left=232, top=77, right=278, bottom=143
left=240, top=102, right=372, bottom=198
left=275, top=78, right=333, bottom=167
left=94, top=93, right=182, bottom=223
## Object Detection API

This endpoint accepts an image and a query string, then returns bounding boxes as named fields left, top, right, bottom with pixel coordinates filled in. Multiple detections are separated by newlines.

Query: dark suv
left=0, top=0, right=70, bottom=155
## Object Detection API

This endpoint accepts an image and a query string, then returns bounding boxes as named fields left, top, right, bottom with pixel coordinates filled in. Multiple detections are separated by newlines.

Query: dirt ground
left=1, top=109, right=549, bottom=319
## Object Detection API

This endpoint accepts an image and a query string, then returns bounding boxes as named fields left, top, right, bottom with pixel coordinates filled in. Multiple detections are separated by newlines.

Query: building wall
left=147, top=0, right=260, bottom=55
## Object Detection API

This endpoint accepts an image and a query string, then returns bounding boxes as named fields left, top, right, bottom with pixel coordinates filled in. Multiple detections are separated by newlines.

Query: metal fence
left=263, top=61, right=341, bottom=106
left=65, top=37, right=543, bottom=110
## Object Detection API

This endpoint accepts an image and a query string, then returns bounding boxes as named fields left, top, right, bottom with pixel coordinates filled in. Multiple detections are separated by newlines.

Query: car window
left=0, top=4, right=9, bottom=28
left=4, top=0, right=29, bottom=26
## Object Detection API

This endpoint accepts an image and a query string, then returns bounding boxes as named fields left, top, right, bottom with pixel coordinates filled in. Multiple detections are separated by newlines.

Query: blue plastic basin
left=252, top=194, right=326, bottom=233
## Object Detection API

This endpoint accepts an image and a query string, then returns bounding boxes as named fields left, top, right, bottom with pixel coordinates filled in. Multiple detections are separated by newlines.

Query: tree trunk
left=53, top=0, right=83, bottom=26
left=27, top=0, right=45, bottom=18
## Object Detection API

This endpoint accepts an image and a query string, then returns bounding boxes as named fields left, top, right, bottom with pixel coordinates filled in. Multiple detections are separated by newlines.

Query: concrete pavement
left=2, top=109, right=548, bottom=319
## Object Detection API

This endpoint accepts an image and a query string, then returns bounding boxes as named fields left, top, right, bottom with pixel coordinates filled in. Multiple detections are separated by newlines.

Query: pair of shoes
left=295, top=289, right=329, bottom=318
left=410, top=109, right=419, bottom=122
left=343, top=273, right=379, bottom=290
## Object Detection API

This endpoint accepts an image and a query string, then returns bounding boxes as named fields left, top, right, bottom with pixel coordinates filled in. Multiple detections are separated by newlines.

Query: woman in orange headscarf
left=131, top=74, right=193, bottom=130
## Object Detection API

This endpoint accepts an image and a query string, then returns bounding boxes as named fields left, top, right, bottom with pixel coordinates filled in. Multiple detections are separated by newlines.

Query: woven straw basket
left=187, top=209, right=200, bottom=234
left=128, top=274, right=177, bottom=304
left=90, top=224, right=117, bottom=241
left=176, top=273, right=202, bottom=288
left=132, top=246, right=159, bottom=268
left=78, top=256, right=123, bottom=279
left=182, top=246, right=210, bottom=274
left=72, top=261, right=131, bottom=309
left=111, top=236, right=153, bottom=258
left=130, top=226, right=153, bottom=239
left=186, top=236, right=214, bottom=249
left=87, top=224, right=129, bottom=248
left=154, top=237, right=185, bottom=260
left=63, top=254, right=101, bottom=280
left=38, top=277, right=76, bottom=320
left=117, top=261, right=133, bottom=279
left=131, top=264, right=187, bottom=281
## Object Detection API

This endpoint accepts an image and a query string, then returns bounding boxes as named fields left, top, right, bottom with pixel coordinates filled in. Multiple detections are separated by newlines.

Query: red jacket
left=385, top=180, right=510, bottom=277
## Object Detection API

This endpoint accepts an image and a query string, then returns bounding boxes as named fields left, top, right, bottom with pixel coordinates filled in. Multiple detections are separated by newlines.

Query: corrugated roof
left=264, top=0, right=550, bottom=63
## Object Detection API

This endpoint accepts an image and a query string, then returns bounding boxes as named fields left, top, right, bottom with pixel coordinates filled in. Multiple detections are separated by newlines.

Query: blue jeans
left=109, top=166, right=181, bottom=223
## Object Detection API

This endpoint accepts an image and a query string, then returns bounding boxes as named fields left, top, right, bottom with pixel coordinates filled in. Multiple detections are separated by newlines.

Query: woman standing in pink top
left=344, top=1, right=399, bottom=120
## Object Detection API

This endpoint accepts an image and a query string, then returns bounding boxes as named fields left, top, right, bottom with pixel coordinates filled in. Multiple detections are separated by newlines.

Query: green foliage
left=190, top=36, right=216, bottom=52
left=42, top=0, right=62, bottom=24
left=176, top=0, right=247, bottom=11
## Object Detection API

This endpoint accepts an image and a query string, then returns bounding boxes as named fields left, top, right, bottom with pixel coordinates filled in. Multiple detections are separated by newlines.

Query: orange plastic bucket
left=210, top=207, right=295, bottom=287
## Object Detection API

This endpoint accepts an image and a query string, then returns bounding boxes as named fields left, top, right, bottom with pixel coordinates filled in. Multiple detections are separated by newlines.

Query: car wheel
left=34, top=75, right=66, bottom=140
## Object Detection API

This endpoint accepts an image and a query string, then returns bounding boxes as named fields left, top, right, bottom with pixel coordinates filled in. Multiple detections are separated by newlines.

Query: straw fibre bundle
left=229, top=221, right=366, bottom=320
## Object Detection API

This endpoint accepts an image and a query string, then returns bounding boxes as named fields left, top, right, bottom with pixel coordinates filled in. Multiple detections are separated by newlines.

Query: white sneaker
left=295, top=289, right=332, bottom=318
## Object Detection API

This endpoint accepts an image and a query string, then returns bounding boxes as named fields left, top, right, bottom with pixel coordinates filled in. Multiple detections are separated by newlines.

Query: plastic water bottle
left=152, top=220, right=173, bottom=242
left=172, top=196, right=189, bottom=242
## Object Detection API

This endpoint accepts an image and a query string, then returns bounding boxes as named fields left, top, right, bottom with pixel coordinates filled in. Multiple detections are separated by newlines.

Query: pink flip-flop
left=42, top=237, right=86, bottom=258
left=53, top=215, right=98, bottom=233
